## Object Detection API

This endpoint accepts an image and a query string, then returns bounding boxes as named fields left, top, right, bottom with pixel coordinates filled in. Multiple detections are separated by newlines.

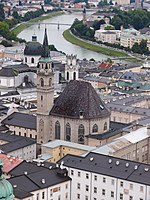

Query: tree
left=92, top=19, right=105, bottom=31
left=111, top=16, right=123, bottom=30
left=132, top=15, right=143, bottom=30
left=132, top=42, right=141, bottom=54
left=12, top=11, right=20, bottom=20
left=140, top=40, right=149, bottom=54
left=0, top=4, right=5, bottom=20
left=132, top=40, right=149, bottom=55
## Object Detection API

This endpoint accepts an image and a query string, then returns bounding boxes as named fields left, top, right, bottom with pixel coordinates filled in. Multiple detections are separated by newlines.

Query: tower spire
left=41, top=28, right=50, bottom=58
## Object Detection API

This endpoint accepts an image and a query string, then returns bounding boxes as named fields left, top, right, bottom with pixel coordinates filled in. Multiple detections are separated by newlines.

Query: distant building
left=114, top=0, right=130, bottom=5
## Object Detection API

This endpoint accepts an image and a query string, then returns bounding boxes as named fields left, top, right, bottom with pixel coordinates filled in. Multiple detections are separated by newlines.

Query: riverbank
left=11, top=11, right=64, bottom=35
left=63, top=29, right=130, bottom=58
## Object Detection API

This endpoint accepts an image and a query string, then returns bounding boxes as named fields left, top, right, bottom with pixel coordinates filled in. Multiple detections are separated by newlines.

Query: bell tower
left=37, top=28, right=54, bottom=144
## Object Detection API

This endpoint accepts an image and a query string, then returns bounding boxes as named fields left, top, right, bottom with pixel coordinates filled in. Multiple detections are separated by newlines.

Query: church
left=37, top=28, right=110, bottom=145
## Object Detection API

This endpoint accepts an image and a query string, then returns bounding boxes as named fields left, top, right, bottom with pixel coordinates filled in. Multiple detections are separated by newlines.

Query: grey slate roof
left=13, top=188, right=33, bottom=199
left=50, top=80, right=110, bottom=119
left=9, top=167, right=71, bottom=198
left=0, top=132, right=36, bottom=153
left=58, top=152, right=150, bottom=186
left=0, top=64, right=36, bottom=77
left=9, top=160, right=54, bottom=177
left=1, top=112, right=36, bottom=130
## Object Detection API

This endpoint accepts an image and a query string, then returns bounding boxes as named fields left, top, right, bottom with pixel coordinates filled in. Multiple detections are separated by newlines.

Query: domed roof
left=24, top=42, right=44, bottom=56
left=0, top=160, right=14, bottom=200
left=0, top=177, right=14, bottom=200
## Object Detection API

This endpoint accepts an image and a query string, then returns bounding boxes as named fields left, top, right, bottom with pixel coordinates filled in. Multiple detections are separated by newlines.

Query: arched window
left=78, top=124, right=85, bottom=144
left=73, top=72, right=76, bottom=80
left=49, top=78, right=52, bottom=86
left=65, top=123, right=71, bottom=141
left=40, top=78, right=44, bottom=87
left=92, top=124, right=98, bottom=133
left=104, top=122, right=107, bottom=131
left=31, top=57, right=34, bottom=63
left=67, top=71, right=69, bottom=80
left=55, top=121, right=60, bottom=139
left=25, top=57, right=27, bottom=63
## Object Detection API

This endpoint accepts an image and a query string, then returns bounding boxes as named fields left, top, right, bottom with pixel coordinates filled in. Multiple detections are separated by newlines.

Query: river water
left=18, top=12, right=130, bottom=62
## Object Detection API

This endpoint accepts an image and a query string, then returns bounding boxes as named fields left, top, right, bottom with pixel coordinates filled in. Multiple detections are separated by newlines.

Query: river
left=18, top=12, right=131, bottom=63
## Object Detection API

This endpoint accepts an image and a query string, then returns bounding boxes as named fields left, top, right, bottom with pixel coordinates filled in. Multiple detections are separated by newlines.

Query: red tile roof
left=99, top=63, right=112, bottom=69
left=0, top=153, right=23, bottom=173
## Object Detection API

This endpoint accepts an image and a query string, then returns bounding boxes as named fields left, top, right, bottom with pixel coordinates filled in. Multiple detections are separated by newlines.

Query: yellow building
left=40, top=140, right=96, bottom=162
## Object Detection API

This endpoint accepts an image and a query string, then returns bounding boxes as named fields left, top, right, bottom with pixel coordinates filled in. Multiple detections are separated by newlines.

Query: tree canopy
left=111, top=9, right=150, bottom=30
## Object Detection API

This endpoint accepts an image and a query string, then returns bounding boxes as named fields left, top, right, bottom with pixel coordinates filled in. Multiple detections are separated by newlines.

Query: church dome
left=0, top=177, right=14, bottom=200
left=24, top=42, right=44, bottom=56
left=0, top=160, right=14, bottom=200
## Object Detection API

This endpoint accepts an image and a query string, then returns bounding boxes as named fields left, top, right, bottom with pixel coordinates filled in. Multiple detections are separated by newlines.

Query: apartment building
left=58, top=152, right=150, bottom=200
left=114, top=0, right=130, bottom=5
left=1, top=112, right=37, bottom=140
left=120, top=28, right=150, bottom=50
left=8, top=161, right=71, bottom=200
left=93, top=126, right=150, bottom=164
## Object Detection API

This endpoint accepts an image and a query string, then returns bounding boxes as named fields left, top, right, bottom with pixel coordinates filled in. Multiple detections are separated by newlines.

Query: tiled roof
left=1, top=112, right=36, bottom=130
left=0, top=153, right=22, bottom=173
left=50, top=80, right=110, bottom=119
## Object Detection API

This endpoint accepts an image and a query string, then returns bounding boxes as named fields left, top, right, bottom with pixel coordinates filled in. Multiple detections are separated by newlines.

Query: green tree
left=12, top=11, right=20, bottom=20
left=0, top=4, right=5, bottom=20
left=111, top=16, right=123, bottom=30
left=92, top=19, right=105, bottom=30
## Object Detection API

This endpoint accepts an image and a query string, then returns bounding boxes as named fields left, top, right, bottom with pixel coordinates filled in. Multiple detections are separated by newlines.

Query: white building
left=120, top=28, right=150, bottom=50
left=59, top=152, right=150, bottom=200
left=113, top=0, right=130, bottom=5
left=8, top=163, right=71, bottom=200
left=0, top=131, right=36, bottom=160
left=95, top=30, right=117, bottom=44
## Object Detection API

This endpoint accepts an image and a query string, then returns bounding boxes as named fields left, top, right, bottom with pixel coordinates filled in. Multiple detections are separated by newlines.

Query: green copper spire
left=41, top=28, right=50, bottom=58
left=0, top=159, right=14, bottom=200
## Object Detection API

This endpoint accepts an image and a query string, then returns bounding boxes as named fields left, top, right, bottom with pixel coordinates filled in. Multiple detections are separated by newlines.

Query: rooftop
left=42, top=140, right=96, bottom=151
left=58, top=151, right=150, bottom=186
left=50, top=80, right=110, bottom=119
left=1, top=112, right=36, bottom=130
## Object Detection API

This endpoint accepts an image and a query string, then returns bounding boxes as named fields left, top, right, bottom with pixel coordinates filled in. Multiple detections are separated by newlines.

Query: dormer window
left=79, top=110, right=83, bottom=119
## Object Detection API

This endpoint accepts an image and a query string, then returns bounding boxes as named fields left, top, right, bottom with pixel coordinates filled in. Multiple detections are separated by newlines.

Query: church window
left=67, top=71, right=69, bottom=80
left=104, top=122, right=107, bottom=131
left=41, top=96, right=43, bottom=101
left=40, top=78, right=44, bottom=87
left=25, top=57, right=27, bottom=63
left=49, top=78, right=52, bottom=86
left=73, top=72, right=76, bottom=80
left=92, top=124, right=98, bottom=133
left=55, top=121, right=60, bottom=139
left=31, top=57, right=34, bottom=63
left=78, top=124, right=85, bottom=144
left=65, top=123, right=71, bottom=141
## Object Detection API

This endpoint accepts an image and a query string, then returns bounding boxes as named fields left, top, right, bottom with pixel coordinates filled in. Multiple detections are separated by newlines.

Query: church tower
left=83, top=8, right=86, bottom=25
left=37, top=28, right=54, bottom=144
left=65, top=55, right=79, bottom=82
